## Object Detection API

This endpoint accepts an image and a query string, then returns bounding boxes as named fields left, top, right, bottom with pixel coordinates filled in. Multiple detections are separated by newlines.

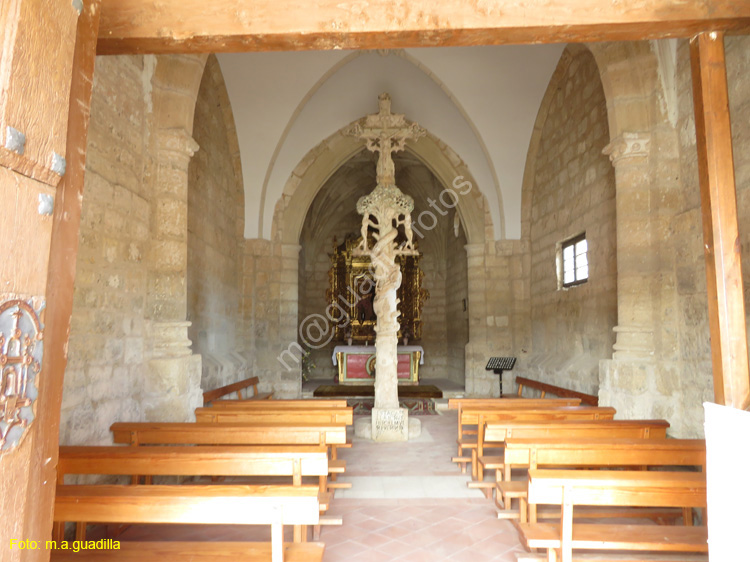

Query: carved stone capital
left=602, top=132, right=651, bottom=167
left=157, top=128, right=199, bottom=158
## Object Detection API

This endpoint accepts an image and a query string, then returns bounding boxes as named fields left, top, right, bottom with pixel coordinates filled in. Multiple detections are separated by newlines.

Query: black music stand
left=485, top=357, right=517, bottom=397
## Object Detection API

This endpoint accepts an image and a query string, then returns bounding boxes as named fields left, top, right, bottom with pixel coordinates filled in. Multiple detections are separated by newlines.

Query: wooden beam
left=690, top=31, right=750, bottom=411
left=98, top=0, right=750, bottom=55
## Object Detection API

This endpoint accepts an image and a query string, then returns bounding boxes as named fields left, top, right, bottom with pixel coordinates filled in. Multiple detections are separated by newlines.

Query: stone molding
left=150, top=320, right=193, bottom=358
left=602, top=132, right=651, bottom=167
left=464, top=243, right=485, bottom=258
left=157, top=128, right=200, bottom=158
left=612, top=324, right=654, bottom=359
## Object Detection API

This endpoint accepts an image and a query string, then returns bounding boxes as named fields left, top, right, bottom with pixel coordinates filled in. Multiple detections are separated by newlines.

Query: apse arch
left=272, top=122, right=488, bottom=248
left=258, top=49, right=503, bottom=240
left=259, top=51, right=501, bottom=242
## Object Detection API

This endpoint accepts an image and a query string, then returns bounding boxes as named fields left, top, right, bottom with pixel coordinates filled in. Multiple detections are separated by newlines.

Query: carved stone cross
left=346, top=94, right=424, bottom=440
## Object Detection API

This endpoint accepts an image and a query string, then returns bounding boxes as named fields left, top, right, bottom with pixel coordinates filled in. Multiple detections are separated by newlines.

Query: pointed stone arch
left=271, top=124, right=489, bottom=247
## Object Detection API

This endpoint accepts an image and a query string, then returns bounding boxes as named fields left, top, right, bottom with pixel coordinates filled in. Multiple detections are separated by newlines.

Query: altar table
left=332, top=345, right=424, bottom=385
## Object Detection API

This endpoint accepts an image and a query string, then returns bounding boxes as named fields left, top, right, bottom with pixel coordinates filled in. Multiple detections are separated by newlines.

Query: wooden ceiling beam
left=98, top=0, right=750, bottom=55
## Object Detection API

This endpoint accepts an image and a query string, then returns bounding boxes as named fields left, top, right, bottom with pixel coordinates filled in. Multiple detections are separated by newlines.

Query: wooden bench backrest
left=504, top=438, right=706, bottom=470
left=527, top=469, right=707, bottom=508
left=58, top=445, right=330, bottom=482
left=54, top=484, right=321, bottom=525
left=516, top=376, right=599, bottom=406
left=485, top=419, right=671, bottom=443
left=195, top=407, right=353, bottom=425
left=110, top=422, right=347, bottom=446
left=203, top=376, right=268, bottom=405
left=448, top=397, right=581, bottom=410
left=451, top=398, right=582, bottom=443
left=211, top=399, right=348, bottom=409
left=463, top=406, right=616, bottom=426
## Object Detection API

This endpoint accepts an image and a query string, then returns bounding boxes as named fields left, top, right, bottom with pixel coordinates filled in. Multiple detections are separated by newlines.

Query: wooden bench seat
left=515, top=376, right=599, bottom=406
left=496, top=437, right=703, bottom=521
left=519, top=470, right=707, bottom=562
left=461, top=407, right=617, bottom=483
left=448, top=398, right=582, bottom=470
left=51, top=542, right=325, bottom=562
left=53, top=484, right=322, bottom=562
left=479, top=419, right=670, bottom=481
left=110, top=422, right=347, bottom=447
left=203, top=376, right=273, bottom=405
left=59, top=445, right=332, bottom=482
left=195, top=407, right=353, bottom=425
left=519, top=522, right=708, bottom=551
left=57, top=445, right=340, bottom=541
left=210, top=399, right=349, bottom=409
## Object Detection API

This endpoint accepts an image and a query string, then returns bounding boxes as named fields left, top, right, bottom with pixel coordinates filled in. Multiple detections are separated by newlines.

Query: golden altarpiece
left=327, top=235, right=428, bottom=345
left=326, top=235, right=428, bottom=384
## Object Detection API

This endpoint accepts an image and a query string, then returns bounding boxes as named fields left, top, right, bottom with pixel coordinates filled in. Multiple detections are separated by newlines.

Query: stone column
left=148, top=128, right=198, bottom=321
left=599, top=132, right=658, bottom=418
left=144, top=128, right=203, bottom=421
left=602, top=132, right=654, bottom=359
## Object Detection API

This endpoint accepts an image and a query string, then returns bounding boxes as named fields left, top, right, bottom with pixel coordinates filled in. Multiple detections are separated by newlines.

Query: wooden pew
left=195, top=407, right=353, bottom=425
left=110, top=422, right=347, bottom=448
left=499, top=437, right=705, bottom=522
left=515, top=376, right=599, bottom=406
left=518, top=470, right=708, bottom=562
left=52, top=484, right=324, bottom=562
left=192, top=408, right=353, bottom=488
left=210, top=399, right=349, bottom=409
left=448, top=398, right=582, bottom=472
left=56, top=445, right=335, bottom=542
left=461, top=406, right=617, bottom=482
left=203, top=376, right=273, bottom=405
left=479, top=419, right=669, bottom=494
left=109, top=422, right=349, bottom=499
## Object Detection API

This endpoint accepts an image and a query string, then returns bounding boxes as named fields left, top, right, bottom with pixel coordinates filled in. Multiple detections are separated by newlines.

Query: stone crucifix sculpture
left=347, top=93, right=425, bottom=441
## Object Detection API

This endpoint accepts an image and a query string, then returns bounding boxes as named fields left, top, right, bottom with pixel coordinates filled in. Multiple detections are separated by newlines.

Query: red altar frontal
left=332, top=345, right=424, bottom=385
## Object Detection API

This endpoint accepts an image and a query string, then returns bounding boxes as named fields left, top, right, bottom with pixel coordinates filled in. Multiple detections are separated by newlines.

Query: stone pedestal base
left=372, top=407, right=409, bottom=442
left=354, top=413, right=421, bottom=441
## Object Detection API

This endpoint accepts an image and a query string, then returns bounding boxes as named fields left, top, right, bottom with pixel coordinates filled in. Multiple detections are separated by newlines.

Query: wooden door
left=0, top=1, right=100, bottom=560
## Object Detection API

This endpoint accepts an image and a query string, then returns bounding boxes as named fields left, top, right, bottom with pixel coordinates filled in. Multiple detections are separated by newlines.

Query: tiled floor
left=96, top=409, right=527, bottom=561
left=319, top=410, right=526, bottom=561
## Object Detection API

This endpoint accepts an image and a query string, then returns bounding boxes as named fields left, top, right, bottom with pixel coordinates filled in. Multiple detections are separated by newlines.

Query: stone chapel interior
left=53, top=40, right=750, bottom=445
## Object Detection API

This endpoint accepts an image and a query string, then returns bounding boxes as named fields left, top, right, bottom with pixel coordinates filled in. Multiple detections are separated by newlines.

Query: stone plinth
left=354, top=412, right=421, bottom=441
left=372, top=407, right=409, bottom=442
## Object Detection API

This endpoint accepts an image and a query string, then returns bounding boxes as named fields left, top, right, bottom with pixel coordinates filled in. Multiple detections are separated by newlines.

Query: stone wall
left=419, top=253, right=448, bottom=380
left=444, top=225, right=468, bottom=385
left=595, top=38, right=749, bottom=438
left=243, top=239, right=301, bottom=397
left=187, top=55, right=246, bottom=391
left=61, top=56, right=154, bottom=445
left=662, top=35, right=750, bottom=434
left=299, top=248, right=336, bottom=381
left=525, top=46, right=617, bottom=396
left=61, top=55, right=207, bottom=445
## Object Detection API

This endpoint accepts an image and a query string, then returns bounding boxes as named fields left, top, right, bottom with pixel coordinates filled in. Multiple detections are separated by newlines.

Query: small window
left=561, top=233, right=588, bottom=288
